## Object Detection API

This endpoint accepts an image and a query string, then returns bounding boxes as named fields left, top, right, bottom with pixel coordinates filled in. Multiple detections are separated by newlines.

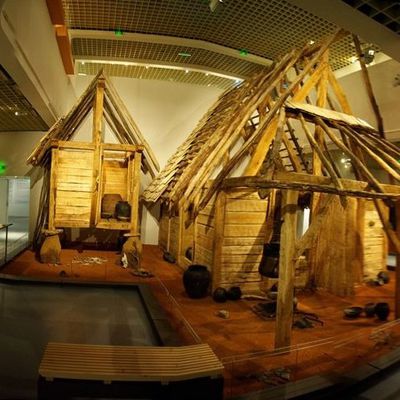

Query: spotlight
left=363, top=47, right=375, bottom=64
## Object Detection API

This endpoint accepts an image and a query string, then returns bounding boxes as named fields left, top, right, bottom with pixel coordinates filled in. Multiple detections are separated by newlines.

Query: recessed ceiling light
left=309, top=40, right=315, bottom=45
left=145, top=66, right=149, bottom=69
left=14, top=111, right=19, bottom=116
left=185, top=69, right=189, bottom=74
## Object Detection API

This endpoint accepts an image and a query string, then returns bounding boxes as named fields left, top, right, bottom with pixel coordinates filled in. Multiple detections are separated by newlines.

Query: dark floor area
left=0, top=280, right=159, bottom=399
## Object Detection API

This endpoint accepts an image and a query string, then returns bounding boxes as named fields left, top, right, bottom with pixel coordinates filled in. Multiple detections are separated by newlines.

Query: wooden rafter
left=27, top=72, right=159, bottom=178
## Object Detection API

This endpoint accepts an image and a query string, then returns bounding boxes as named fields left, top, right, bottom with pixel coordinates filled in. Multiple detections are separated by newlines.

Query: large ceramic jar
left=115, top=201, right=131, bottom=221
left=101, top=194, right=122, bottom=218
left=183, top=264, right=211, bottom=299
left=375, top=302, right=390, bottom=321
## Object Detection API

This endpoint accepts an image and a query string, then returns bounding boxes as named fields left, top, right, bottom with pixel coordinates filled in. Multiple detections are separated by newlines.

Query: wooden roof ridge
left=143, top=29, right=400, bottom=214
left=27, top=71, right=159, bottom=177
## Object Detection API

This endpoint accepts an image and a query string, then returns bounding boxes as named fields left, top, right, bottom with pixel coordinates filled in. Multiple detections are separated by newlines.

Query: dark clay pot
left=185, top=247, right=193, bottom=261
left=183, top=264, right=211, bottom=299
left=115, top=201, right=131, bottom=221
left=364, top=302, right=376, bottom=318
left=101, top=194, right=122, bottom=218
left=375, top=302, right=390, bottom=321
left=163, top=252, right=176, bottom=264
left=227, top=286, right=242, bottom=301
left=213, top=287, right=227, bottom=303
left=377, top=271, right=390, bottom=284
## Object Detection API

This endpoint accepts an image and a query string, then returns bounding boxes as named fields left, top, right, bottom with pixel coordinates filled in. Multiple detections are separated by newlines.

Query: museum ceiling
left=0, top=0, right=397, bottom=131
left=61, top=0, right=389, bottom=89
left=0, top=66, right=48, bottom=131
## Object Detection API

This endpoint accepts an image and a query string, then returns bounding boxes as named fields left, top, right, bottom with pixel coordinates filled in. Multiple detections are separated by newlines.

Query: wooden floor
left=2, top=245, right=399, bottom=398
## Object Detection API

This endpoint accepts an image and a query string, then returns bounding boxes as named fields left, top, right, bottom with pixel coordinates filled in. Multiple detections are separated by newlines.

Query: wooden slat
left=225, top=211, right=267, bottom=225
left=225, top=199, right=269, bottom=212
left=223, top=224, right=266, bottom=237
left=40, top=343, right=223, bottom=382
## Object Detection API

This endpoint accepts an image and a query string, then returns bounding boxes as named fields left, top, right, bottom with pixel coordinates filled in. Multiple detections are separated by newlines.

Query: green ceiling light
left=239, top=48, right=249, bottom=56
left=178, top=52, right=191, bottom=57
left=0, top=161, right=6, bottom=175
left=114, top=29, right=124, bottom=37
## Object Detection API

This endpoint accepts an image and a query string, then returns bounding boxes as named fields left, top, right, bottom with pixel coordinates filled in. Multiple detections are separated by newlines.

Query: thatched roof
left=143, top=30, right=400, bottom=215
left=27, top=71, right=159, bottom=177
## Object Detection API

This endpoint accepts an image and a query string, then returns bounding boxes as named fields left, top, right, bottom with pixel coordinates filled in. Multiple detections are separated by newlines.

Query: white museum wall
left=337, top=58, right=400, bottom=139
left=0, top=131, right=45, bottom=237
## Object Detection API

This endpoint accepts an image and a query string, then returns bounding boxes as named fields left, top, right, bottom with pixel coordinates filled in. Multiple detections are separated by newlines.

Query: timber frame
left=144, top=30, right=400, bottom=350
left=28, top=72, right=159, bottom=266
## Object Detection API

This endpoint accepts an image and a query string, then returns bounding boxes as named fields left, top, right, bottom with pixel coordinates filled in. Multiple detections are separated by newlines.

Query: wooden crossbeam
left=221, top=174, right=400, bottom=200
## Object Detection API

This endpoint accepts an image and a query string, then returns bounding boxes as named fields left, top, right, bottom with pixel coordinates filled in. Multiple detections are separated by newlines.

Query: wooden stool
left=121, top=233, right=142, bottom=269
left=40, top=229, right=63, bottom=264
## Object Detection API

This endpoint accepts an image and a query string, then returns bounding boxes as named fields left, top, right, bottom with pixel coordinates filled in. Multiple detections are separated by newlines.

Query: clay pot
left=227, top=286, right=242, bottom=301
left=163, top=252, right=176, bottom=264
left=213, top=287, right=227, bottom=303
left=375, top=302, right=390, bottom=321
left=364, top=302, right=376, bottom=318
left=115, top=201, right=131, bottom=221
left=344, top=306, right=363, bottom=319
left=183, top=265, right=211, bottom=299
left=101, top=194, right=122, bottom=218
left=377, top=271, right=390, bottom=284
left=185, top=247, right=193, bottom=261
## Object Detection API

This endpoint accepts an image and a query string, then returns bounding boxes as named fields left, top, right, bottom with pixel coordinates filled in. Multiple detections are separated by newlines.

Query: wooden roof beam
left=221, top=173, right=400, bottom=200
left=45, top=0, right=74, bottom=75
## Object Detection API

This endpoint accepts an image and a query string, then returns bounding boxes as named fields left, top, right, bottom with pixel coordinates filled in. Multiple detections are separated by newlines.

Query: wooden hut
left=143, top=30, right=400, bottom=348
left=28, top=72, right=159, bottom=267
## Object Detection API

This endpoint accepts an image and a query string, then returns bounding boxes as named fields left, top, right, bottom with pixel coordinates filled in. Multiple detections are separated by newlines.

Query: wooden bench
left=38, top=342, right=224, bottom=399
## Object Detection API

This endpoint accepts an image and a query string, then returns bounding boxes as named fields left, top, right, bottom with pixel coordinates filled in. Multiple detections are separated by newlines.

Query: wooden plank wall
left=195, top=199, right=216, bottom=269
left=158, top=204, right=170, bottom=251
left=310, top=195, right=362, bottom=296
left=54, top=149, right=94, bottom=227
left=214, top=189, right=269, bottom=293
left=179, top=208, right=194, bottom=269
left=169, top=215, right=181, bottom=260
left=362, top=199, right=388, bottom=278
left=102, top=160, right=128, bottom=200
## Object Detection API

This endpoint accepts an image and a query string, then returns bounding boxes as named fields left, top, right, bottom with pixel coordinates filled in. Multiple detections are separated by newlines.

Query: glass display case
left=0, top=177, right=30, bottom=266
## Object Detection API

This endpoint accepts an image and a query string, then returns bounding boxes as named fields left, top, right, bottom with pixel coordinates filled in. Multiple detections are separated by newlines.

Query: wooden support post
left=48, top=148, right=58, bottom=230
left=373, top=198, right=400, bottom=318
left=352, top=35, right=385, bottom=137
left=90, top=78, right=105, bottom=226
left=275, top=189, right=298, bottom=350
left=212, top=191, right=227, bottom=291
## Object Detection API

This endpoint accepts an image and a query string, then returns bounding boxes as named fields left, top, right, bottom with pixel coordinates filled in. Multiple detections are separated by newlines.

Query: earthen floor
left=1, top=245, right=398, bottom=398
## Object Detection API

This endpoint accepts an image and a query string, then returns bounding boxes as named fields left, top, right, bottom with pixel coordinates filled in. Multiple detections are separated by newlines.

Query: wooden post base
left=40, top=229, right=63, bottom=264
left=122, top=234, right=142, bottom=270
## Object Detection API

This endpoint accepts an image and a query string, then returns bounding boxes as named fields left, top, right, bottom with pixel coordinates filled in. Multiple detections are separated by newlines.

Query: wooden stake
left=90, top=79, right=105, bottom=227
left=373, top=199, right=400, bottom=317
left=212, top=191, right=227, bottom=291
left=275, top=189, right=298, bottom=350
